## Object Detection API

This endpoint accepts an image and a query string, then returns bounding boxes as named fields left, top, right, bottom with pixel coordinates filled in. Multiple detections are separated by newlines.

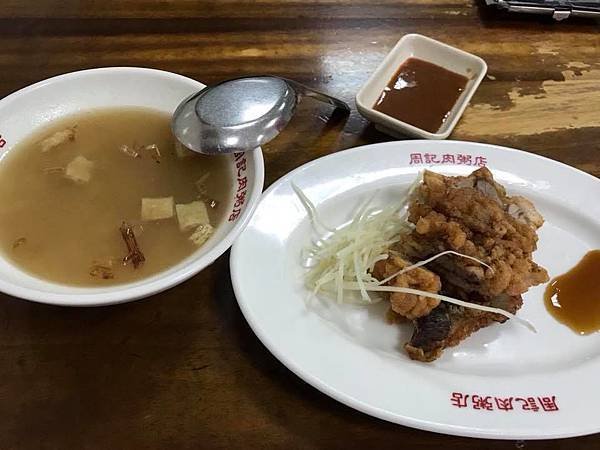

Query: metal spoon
left=171, top=76, right=350, bottom=155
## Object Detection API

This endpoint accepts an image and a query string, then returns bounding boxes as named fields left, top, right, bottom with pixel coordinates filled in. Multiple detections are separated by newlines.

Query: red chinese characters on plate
left=471, top=395, right=493, bottom=411
left=409, top=152, right=487, bottom=167
left=228, top=152, right=248, bottom=222
left=0, top=134, right=6, bottom=148
left=450, top=392, right=559, bottom=413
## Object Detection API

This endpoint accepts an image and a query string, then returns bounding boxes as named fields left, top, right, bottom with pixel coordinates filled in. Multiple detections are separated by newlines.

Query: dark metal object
left=485, top=0, right=600, bottom=20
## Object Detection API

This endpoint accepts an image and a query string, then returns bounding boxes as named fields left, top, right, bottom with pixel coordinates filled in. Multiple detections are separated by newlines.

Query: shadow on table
left=0, top=269, right=217, bottom=448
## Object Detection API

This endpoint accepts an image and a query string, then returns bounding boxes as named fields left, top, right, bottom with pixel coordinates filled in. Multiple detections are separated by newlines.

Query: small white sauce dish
left=0, top=67, right=264, bottom=306
left=355, top=33, right=487, bottom=140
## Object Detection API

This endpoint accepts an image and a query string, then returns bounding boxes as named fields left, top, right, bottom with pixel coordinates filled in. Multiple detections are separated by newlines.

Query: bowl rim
left=0, top=67, right=265, bottom=306
left=355, top=33, right=488, bottom=139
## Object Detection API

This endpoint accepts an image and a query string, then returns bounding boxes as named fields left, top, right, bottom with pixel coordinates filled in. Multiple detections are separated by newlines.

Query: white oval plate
left=230, top=140, right=600, bottom=440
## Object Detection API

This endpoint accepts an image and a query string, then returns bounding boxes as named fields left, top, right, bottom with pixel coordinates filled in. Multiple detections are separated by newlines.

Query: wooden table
left=1, top=1, right=599, bottom=448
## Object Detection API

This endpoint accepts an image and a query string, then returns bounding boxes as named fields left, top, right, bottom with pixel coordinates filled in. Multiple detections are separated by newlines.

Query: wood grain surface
left=1, top=1, right=599, bottom=449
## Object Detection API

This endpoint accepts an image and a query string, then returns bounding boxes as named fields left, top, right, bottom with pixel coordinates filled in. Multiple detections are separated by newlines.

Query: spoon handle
left=285, top=79, right=351, bottom=113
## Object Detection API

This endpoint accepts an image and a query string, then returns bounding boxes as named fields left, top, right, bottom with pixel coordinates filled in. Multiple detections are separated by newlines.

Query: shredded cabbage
left=302, top=194, right=409, bottom=305
left=291, top=182, right=335, bottom=234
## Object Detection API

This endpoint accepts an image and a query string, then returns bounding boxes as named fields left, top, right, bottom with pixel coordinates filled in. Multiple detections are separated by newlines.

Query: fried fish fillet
left=374, top=167, right=548, bottom=362
left=401, top=168, right=548, bottom=298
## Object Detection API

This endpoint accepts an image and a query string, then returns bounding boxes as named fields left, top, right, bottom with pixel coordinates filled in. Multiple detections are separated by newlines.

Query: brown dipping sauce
left=374, top=58, right=468, bottom=133
left=544, top=250, right=600, bottom=335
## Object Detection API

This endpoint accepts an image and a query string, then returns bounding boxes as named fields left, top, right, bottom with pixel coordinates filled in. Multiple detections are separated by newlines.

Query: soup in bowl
left=0, top=67, right=264, bottom=306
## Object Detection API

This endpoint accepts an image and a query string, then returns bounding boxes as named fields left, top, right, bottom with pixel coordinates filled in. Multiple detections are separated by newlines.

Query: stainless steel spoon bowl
left=171, top=76, right=350, bottom=155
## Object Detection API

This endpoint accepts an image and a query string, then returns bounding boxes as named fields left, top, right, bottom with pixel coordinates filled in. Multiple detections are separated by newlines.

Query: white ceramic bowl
left=356, top=34, right=487, bottom=139
left=0, top=67, right=264, bottom=306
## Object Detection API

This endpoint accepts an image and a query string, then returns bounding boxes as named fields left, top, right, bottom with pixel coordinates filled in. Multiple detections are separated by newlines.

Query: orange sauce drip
left=544, top=250, right=600, bottom=335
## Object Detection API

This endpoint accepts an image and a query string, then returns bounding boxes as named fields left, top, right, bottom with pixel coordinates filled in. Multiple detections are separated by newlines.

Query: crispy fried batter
left=402, top=168, right=548, bottom=298
left=507, top=195, right=544, bottom=229
left=373, top=252, right=441, bottom=319
left=375, top=167, right=548, bottom=362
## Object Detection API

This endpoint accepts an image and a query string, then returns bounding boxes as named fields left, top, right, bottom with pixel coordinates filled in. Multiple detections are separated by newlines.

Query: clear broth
left=0, top=107, right=232, bottom=286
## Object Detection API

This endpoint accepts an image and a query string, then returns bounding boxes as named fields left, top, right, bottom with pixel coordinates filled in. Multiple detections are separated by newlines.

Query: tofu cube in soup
left=65, top=155, right=94, bottom=183
left=190, top=224, right=214, bottom=246
left=176, top=200, right=210, bottom=231
left=141, top=197, right=174, bottom=221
